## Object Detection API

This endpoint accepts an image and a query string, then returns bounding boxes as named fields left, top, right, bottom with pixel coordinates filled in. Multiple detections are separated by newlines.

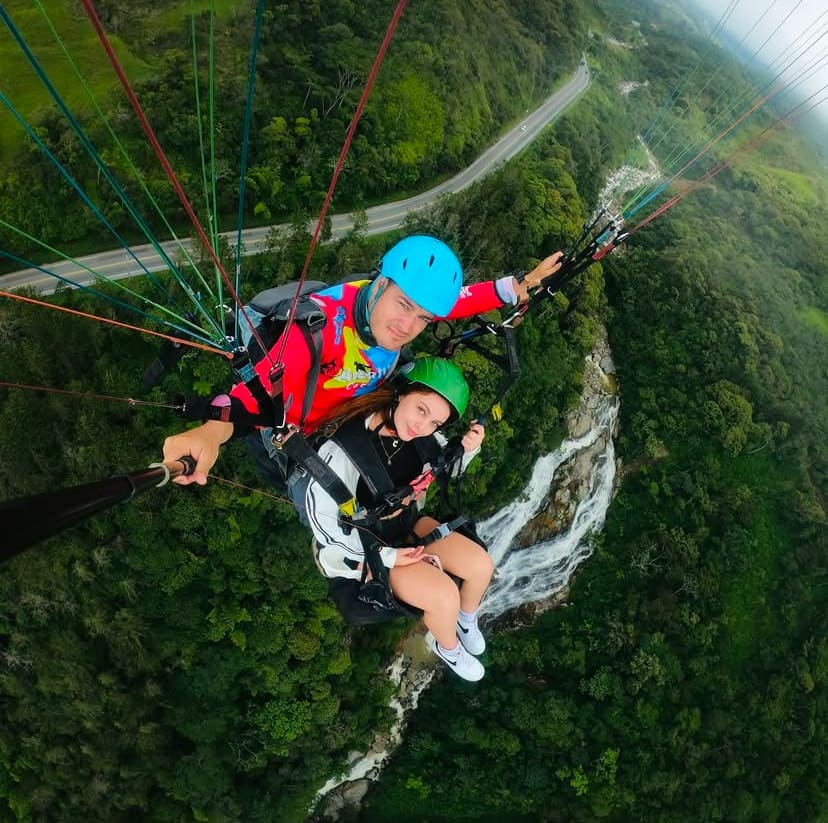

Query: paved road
left=2, top=62, right=589, bottom=295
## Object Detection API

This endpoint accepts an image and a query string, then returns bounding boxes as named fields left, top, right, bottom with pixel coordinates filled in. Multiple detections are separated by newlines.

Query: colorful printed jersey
left=229, top=278, right=504, bottom=434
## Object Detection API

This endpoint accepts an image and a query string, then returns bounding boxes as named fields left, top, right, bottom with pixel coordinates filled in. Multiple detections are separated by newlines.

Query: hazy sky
left=688, top=0, right=827, bottom=118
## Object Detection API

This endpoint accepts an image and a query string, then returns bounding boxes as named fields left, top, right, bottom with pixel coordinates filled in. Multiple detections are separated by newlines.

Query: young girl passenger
left=305, top=357, right=494, bottom=682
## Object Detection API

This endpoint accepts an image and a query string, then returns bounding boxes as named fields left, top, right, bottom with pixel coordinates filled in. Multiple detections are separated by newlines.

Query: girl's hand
left=461, top=422, right=485, bottom=453
left=422, top=553, right=443, bottom=571
left=393, top=546, right=426, bottom=566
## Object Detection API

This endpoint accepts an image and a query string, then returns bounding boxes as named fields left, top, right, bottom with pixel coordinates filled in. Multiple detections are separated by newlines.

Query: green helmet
left=399, top=357, right=469, bottom=422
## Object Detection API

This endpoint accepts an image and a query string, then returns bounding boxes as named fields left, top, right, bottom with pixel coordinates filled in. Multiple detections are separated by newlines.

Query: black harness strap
left=323, top=419, right=481, bottom=625
left=335, top=420, right=396, bottom=498
left=331, top=419, right=468, bottom=542
left=279, top=433, right=358, bottom=518
left=419, top=515, right=469, bottom=547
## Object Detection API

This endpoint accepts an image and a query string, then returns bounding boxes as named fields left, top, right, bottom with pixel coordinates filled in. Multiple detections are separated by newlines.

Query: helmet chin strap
left=367, top=277, right=386, bottom=313
left=355, top=277, right=387, bottom=344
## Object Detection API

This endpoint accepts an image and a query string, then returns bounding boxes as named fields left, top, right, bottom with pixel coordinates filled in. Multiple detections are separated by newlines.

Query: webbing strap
left=280, top=434, right=358, bottom=517
left=332, top=418, right=396, bottom=499
left=362, top=540, right=389, bottom=585
left=420, top=515, right=469, bottom=547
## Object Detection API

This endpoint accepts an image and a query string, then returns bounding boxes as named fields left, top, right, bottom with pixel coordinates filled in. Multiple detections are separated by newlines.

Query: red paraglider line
left=0, top=289, right=232, bottom=357
left=78, top=0, right=272, bottom=363
left=627, top=85, right=828, bottom=237
left=275, top=0, right=409, bottom=365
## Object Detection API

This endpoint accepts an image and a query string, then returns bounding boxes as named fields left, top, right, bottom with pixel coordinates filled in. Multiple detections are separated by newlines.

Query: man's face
left=368, top=280, right=433, bottom=350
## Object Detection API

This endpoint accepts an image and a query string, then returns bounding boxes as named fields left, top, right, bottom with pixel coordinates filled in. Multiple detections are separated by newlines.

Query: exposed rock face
left=517, top=328, right=618, bottom=547
left=618, top=79, right=649, bottom=96
left=310, top=634, right=436, bottom=822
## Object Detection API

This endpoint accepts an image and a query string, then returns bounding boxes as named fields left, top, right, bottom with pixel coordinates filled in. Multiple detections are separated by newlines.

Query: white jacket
left=305, top=417, right=479, bottom=580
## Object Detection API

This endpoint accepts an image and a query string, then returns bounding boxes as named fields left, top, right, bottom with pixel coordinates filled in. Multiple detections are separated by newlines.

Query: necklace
left=379, top=434, right=403, bottom=465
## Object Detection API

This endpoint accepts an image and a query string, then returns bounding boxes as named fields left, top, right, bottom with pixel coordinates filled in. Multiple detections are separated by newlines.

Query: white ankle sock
left=437, top=641, right=461, bottom=659
left=458, top=609, right=478, bottom=625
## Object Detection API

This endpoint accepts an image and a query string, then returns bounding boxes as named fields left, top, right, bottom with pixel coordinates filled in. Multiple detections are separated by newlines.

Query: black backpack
left=241, top=280, right=329, bottom=428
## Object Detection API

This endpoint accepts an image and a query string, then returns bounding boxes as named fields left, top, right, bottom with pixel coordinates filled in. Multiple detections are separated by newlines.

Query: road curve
left=2, top=62, right=590, bottom=295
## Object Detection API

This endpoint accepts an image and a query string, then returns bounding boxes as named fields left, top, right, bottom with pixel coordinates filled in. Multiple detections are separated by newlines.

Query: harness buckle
left=269, top=423, right=299, bottom=451
left=304, top=310, right=327, bottom=332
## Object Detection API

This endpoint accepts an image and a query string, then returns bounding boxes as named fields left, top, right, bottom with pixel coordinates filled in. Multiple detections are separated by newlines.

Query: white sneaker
left=431, top=637, right=485, bottom=682
left=456, top=615, right=486, bottom=655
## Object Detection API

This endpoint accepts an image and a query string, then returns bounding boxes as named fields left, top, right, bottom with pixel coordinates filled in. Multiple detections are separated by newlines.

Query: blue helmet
left=379, top=235, right=464, bottom=317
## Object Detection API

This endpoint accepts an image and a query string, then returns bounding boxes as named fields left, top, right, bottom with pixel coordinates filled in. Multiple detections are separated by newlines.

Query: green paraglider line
left=79, top=0, right=274, bottom=362
left=32, top=0, right=221, bottom=320
left=0, top=217, right=211, bottom=339
left=190, top=2, right=223, bottom=335
left=0, top=249, right=223, bottom=348
left=623, top=42, right=828, bottom=221
left=207, top=0, right=224, bottom=332
left=607, top=0, right=743, bottom=209
left=234, top=0, right=266, bottom=340
left=0, top=286, right=232, bottom=356
left=0, top=87, right=171, bottom=301
left=0, top=6, right=224, bottom=342
left=633, top=0, right=789, bottom=188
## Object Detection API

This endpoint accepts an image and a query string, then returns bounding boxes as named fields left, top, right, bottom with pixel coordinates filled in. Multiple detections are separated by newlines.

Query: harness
left=178, top=279, right=362, bottom=516
left=322, top=418, right=470, bottom=622
left=178, top=280, right=479, bottom=623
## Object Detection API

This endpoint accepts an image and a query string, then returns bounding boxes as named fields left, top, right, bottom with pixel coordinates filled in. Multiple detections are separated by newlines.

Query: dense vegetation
left=0, top=0, right=584, bottom=259
left=1, top=0, right=826, bottom=822
left=0, top=1, right=598, bottom=820
left=357, top=3, right=828, bottom=822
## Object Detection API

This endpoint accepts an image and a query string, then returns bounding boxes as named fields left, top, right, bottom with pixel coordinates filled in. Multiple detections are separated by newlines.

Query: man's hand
left=513, top=251, right=565, bottom=302
left=162, top=420, right=233, bottom=485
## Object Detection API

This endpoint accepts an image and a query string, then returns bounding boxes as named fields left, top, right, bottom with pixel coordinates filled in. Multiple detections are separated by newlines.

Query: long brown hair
left=315, top=385, right=397, bottom=435
left=315, top=380, right=440, bottom=436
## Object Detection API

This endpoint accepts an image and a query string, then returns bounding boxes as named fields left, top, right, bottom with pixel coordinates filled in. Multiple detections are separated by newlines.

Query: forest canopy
left=1, top=0, right=826, bottom=822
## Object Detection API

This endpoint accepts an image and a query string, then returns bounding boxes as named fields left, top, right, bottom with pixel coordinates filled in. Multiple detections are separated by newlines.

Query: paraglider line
left=0, top=6, right=222, bottom=335
left=276, top=0, right=409, bottom=366
left=79, top=0, right=272, bottom=363
left=0, top=289, right=232, bottom=358
left=234, top=0, right=266, bottom=337
left=31, top=0, right=219, bottom=313
left=0, top=382, right=184, bottom=410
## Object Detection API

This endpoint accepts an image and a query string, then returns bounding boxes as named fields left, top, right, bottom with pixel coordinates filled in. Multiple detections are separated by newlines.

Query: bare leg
left=413, top=516, right=494, bottom=612
left=388, top=562, right=460, bottom=649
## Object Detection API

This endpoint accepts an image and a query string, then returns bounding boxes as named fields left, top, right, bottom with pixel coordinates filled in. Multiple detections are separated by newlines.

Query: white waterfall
left=480, top=394, right=619, bottom=618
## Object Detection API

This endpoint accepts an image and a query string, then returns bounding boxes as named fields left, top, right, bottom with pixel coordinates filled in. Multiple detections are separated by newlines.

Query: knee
left=464, top=542, right=495, bottom=581
left=425, top=574, right=461, bottom=614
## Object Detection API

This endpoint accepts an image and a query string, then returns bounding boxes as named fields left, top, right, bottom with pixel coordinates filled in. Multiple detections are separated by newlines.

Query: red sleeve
left=229, top=323, right=312, bottom=427
left=443, top=280, right=504, bottom=320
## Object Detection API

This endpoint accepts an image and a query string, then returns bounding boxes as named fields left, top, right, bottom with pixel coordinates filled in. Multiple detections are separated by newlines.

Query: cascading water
left=595, top=135, right=661, bottom=215
left=480, top=393, right=619, bottom=618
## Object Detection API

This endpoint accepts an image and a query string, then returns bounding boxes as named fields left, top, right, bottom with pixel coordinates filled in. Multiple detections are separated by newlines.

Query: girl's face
left=391, top=391, right=451, bottom=441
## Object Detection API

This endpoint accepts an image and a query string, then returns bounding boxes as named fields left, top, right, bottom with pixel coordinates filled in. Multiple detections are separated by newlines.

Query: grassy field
left=0, top=0, right=242, bottom=160
left=0, top=3, right=149, bottom=158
